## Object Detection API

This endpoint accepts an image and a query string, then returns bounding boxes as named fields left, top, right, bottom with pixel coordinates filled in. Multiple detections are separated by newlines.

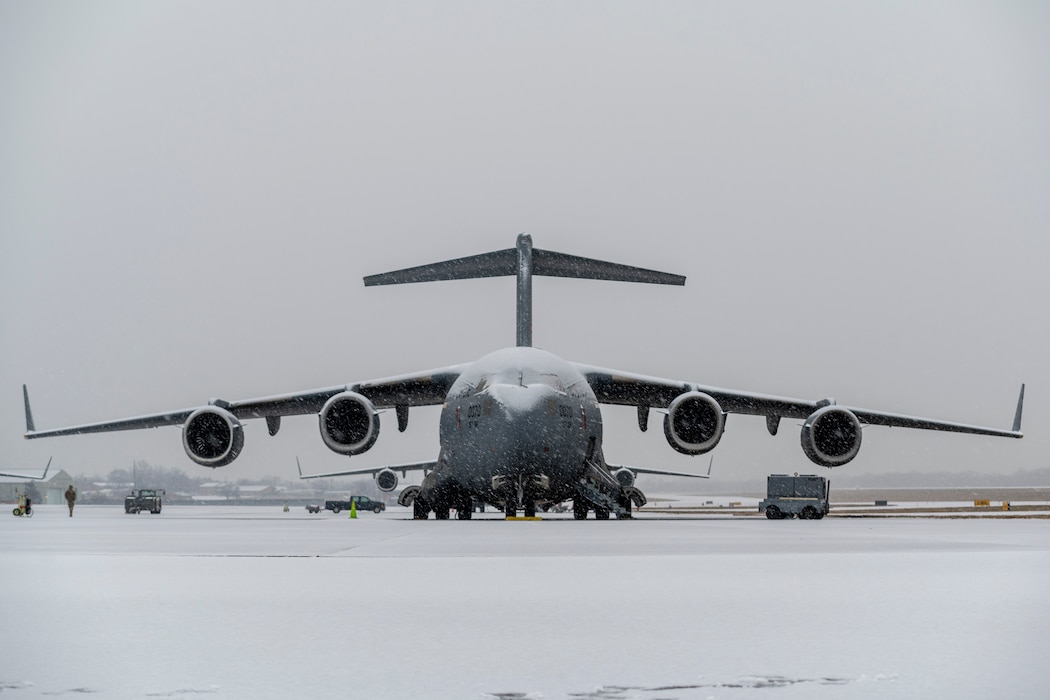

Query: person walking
left=64, top=484, right=77, bottom=517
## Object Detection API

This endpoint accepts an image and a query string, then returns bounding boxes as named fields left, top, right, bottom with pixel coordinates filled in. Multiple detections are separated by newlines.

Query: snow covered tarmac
left=2, top=506, right=1047, bottom=699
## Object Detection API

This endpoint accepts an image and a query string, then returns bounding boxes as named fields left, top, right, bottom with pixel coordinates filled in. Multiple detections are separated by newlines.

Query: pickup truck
left=324, top=496, right=385, bottom=514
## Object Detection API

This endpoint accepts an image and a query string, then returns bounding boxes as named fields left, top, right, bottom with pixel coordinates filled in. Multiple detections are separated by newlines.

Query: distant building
left=237, top=484, right=276, bottom=499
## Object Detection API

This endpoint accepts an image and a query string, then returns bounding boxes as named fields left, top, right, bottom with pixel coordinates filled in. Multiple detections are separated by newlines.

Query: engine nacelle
left=663, top=391, right=725, bottom=455
left=613, top=467, right=636, bottom=488
left=182, top=407, right=244, bottom=468
left=801, top=405, right=863, bottom=467
left=319, top=391, right=380, bottom=455
left=375, top=468, right=399, bottom=492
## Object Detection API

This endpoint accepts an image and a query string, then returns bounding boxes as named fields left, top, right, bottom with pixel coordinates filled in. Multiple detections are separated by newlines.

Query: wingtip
left=1012, top=383, right=1025, bottom=434
left=23, top=384, right=36, bottom=434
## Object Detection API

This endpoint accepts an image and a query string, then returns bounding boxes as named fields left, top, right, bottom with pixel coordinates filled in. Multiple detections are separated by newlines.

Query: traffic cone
left=350, top=500, right=357, bottom=519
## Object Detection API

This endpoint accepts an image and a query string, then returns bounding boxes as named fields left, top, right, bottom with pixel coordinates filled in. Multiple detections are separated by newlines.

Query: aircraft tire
left=573, top=501, right=588, bottom=520
left=413, top=498, right=429, bottom=520
left=524, top=501, right=537, bottom=518
left=595, top=507, right=610, bottom=520
left=616, top=494, right=632, bottom=519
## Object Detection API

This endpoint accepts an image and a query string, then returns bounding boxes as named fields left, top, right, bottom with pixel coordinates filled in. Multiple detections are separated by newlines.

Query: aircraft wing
left=576, top=364, right=1024, bottom=438
left=23, top=365, right=465, bottom=439
left=296, top=457, right=437, bottom=480
left=610, top=465, right=711, bottom=479
left=0, top=456, right=52, bottom=480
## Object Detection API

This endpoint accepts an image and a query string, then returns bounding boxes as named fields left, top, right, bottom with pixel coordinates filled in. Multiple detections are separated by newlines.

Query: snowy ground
left=2, top=505, right=1047, bottom=699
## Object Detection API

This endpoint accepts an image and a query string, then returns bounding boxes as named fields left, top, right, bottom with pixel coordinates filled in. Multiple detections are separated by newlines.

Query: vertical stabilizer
left=515, top=233, right=533, bottom=347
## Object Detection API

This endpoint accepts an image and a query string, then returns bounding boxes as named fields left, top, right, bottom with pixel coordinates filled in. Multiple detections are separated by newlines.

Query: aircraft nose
left=486, top=383, right=557, bottom=419
left=483, top=383, right=565, bottom=470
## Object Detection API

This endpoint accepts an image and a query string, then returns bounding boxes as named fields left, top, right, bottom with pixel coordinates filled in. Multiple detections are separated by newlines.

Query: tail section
left=364, top=233, right=685, bottom=347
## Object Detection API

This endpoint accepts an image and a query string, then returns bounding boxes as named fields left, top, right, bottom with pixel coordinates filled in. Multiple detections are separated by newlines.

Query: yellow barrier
left=974, top=499, right=990, bottom=507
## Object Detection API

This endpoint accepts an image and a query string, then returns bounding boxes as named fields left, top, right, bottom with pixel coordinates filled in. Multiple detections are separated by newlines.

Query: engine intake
left=375, top=468, right=399, bottom=492
left=664, top=391, right=725, bottom=455
left=801, top=406, right=862, bottom=467
left=182, top=407, right=244, bottom=467
left=319, top=392, right=380, bottom=455
left=613, top=467, right=636, bottom=488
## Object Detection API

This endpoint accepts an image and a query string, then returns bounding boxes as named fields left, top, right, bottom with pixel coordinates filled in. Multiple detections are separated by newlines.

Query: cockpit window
left=540, top=374, right=564, bottom=391
left=516, top=371, right=565, bottom=391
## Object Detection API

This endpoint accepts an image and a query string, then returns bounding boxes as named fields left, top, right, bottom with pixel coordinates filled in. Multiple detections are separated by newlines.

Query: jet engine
left=182, top=407, right=244, bottom=468
left=800, top=405, right=863, bottom=467
left=613, top=467, right=636, bottom=488
left=375, top=468, right=399, bottom=492
left=319, top=391, right=380, bottom=455
left=664, top=391, right=725, bottom=455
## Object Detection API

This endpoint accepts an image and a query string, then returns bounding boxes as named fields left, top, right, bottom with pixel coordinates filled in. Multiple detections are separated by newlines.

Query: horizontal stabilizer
left=532, top=249, right=685, bottom=285
left=365, top=239, right=684, bottom=287
left=364, top=233, right=686, bottom=347
left=365, top=248, right=518, bottom=286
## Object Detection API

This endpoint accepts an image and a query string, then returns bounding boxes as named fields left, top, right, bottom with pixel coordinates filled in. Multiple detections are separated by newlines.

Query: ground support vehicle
left=325, top=496, right=385, bottom=514
left=125, top=489, right=164, bottom=514
left=12, top=494, right=32, bottom=517
left=759, top=474, right=829, bottom=520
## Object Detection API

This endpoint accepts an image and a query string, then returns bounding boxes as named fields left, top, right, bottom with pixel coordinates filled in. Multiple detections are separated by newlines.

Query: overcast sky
left=2, top=1, right=1048, bottom=484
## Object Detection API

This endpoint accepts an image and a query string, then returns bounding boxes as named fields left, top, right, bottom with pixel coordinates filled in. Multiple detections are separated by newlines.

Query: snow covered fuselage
left=423, top=347, right=603, bottom=511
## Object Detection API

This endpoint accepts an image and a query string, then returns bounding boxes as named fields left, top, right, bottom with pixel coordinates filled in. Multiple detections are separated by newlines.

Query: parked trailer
left=759, top=474, right=829, bottom=520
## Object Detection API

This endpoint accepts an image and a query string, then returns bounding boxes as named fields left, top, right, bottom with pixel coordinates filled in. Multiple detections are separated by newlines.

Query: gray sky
left=2, top=1, right=1048, bottom=483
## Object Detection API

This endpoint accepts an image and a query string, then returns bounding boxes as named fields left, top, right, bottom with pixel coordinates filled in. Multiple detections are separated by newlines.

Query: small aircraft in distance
left=23, top=234, right=1023, bottom=519
left=0, top=456, right=52, bottom=480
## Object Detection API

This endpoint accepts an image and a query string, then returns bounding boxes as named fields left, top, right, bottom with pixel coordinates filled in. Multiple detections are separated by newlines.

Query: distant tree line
left=70, top=459, right=382, bottom=499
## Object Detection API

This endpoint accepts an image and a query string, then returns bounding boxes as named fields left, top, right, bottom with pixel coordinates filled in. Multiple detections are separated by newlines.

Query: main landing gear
left=571, top=495, right=630, bottom=520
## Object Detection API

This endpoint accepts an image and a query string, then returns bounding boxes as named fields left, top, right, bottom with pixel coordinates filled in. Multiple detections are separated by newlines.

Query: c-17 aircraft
left=23, top=234, right=1024, bottom=519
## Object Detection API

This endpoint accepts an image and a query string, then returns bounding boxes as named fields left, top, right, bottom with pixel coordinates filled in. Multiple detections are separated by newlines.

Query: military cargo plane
left=23, top=234, right=1023, bottom=519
